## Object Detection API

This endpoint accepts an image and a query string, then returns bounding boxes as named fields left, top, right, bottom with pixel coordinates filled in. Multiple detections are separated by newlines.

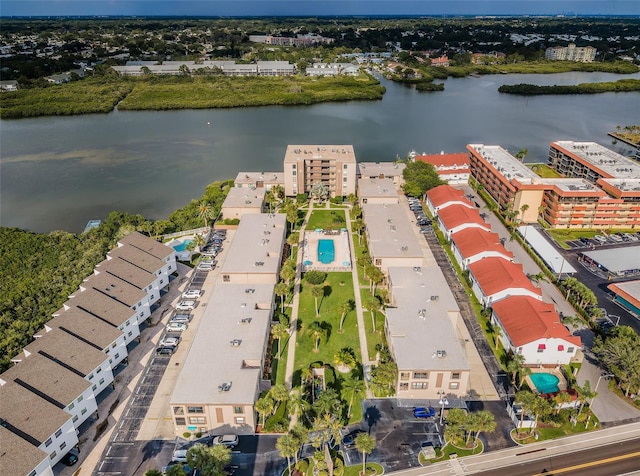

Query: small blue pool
left=530, top=373, right=560, bottom=394
left=318, top=239, right=335, bottom=264
left=173, top=239, right=193, bottom=252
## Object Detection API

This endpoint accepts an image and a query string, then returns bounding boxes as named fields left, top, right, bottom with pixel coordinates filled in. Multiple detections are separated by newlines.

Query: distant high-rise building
left=545, top=43, right=596, bottom=62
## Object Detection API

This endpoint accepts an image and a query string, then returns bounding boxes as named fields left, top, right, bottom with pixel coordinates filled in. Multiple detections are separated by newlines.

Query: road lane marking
left=531, top=450, right=640, bottom=475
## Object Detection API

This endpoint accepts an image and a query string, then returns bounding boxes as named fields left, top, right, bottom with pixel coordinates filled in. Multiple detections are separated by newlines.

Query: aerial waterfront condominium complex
left=283, top=145, right=357, bottom=198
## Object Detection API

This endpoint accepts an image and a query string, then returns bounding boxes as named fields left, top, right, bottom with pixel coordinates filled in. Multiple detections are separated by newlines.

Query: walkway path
left=284, top=201, right=314, bottom=391
left=345, top=208, right=375, bottom=397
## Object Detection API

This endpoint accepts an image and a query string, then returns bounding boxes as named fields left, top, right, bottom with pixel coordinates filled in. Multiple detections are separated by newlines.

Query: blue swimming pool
left=173, top=239, right=193, bottom=252
left=530, top=373, right=560, bottom=394
left=318, top=239, right=335, bottom=264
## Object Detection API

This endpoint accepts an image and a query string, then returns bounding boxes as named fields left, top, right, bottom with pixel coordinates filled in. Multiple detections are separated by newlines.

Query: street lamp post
left=437, top=390, right=449, bottom=425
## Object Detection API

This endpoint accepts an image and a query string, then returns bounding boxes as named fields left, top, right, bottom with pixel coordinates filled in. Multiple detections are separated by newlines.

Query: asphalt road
left=474, top=437, right=640, bottom=476
left=551, top=238, right=640, bottom=333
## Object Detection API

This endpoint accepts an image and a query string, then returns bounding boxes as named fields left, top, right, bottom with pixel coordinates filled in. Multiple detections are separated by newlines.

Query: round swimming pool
left=530, top=372, right=560, bottom=394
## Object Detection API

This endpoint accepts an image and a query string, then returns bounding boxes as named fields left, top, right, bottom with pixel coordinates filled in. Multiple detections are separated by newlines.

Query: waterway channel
left=1, top=71, right=638, bottom=233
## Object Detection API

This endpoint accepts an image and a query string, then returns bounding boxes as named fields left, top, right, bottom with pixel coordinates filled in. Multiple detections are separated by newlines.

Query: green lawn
left=360, top=289, right=386, bottom=362
left=294, top=272, right=360, bottom=378
left=306, top=210, right=347, bottom=231
left=351, top=235, right=370, bottom=287
left=527, top=163, right=564, bottom=178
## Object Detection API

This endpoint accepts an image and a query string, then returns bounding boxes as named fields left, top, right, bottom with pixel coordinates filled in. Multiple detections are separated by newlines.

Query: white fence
left=162, top=227, right=209, bottom=241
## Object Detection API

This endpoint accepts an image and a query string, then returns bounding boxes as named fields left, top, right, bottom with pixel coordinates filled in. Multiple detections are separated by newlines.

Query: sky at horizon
left=1, top=1, right=639, bottom=18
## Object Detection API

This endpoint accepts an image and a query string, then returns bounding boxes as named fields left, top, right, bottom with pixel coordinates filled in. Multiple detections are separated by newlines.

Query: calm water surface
left=1, top=71, right=639, bottom=233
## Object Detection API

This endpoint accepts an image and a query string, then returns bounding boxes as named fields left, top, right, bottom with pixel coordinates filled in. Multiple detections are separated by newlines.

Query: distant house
left=306, top=63, right=360, bottom=77
left=0, top=79, right=18, bottom=92
left=45, top=72, right=72, bottom=84
left=450, top=228, right=514, bottom=270
left=430, top=56, right=450, bottom=67
left=435, top=203, right=491, bottom=239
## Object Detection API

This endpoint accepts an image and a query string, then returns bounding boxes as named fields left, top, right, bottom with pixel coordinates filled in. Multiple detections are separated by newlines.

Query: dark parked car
left=417, top=219, right=431, bottom=226
left=61, top=450, right=79, bottom=466
left=156, top=346, right=176, bottom=355
left=342, top=430, right=365, bottom=448
left=413, top=407, right=436, bottom=419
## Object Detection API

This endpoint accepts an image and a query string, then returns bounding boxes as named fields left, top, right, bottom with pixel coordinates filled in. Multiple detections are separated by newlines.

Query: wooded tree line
left=0, top=180, right=232, bottom=372
left=498, top=79, right=640, bottom=95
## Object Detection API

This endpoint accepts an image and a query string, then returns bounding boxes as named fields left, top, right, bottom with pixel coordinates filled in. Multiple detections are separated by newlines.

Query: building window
left=68, top=402, right=75, bottom=411
left=175, top=418, right=186, bottom=426
left=72, top=415, right=79, bottom=423
left=235, top=417, right=245, bottom=424
left=399, top=383, right=409, bottom=390
left=111, top=342, right=117, bottom=348
left=234, top=406, right=244, bottom=414
left=96, top=368, right=102, bottom=374
left=115, top=353, right=120, bottom=359
left=411, top=382, right=428, bottom=389
left=451, top=372, right=461, bottom=379
left=92, top=384, right=97, bottom=391
left=99, top=378, right=105, bottom=385
left=45, top=438, right=52, bottom=447
left=128, top=331, right=133, bottom=337
left=344, top=164, right=348, bottom=169
left=375, top=259, right=382, bottom=266
left=29, top=471, right=36, bottom=476
left=400, top=372, right=410, bottom=381
left=537, top=343, right=546, bottom=352
left=188, top=406, right=204, bottom=414
left=173, top=406, right=185, bottom=415
left=449, top=382, right=460, bottom=390
left=77, top=395, right=83, bottom=403
left=50, top=451, right=57, bottom=460
left=81, top=408, right=87, bottom=415
left=55, top=429, right=62, bottom=438
left=413, top=372, right=429, bottom=379
left=189, top=417, right=206, bottom=424
left=567, top=347, right=575, bottom=353
left=60, top=442, right=67, bottom=451
left=223, top=275, right=230, bottom=282
left=88, top=373, right=94, bottom=380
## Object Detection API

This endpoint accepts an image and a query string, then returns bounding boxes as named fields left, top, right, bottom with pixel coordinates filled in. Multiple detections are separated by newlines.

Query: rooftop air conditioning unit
left=430, top=295, right=439, bottom=301
left=239, top=318, right=252, bottom=324
left=218, top=382, right=232, bottom=392
left=230, top=339, right=241, bottom=347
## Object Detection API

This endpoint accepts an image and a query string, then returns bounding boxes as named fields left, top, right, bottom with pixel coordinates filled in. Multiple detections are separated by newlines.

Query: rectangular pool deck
left=302, top=229, right=352, bottom=272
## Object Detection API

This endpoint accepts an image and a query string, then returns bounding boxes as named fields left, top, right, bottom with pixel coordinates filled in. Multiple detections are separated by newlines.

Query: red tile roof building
left=436, top=203, right=491, bottom=239
left=426, top=184, right=475, bottom=215
left=491, top=296, right=581, bottom=365
left=416, top=153, right=470, bottom=185
left=450, top=228, right=514, bottom=269
left=468, top=257, right=542, bottom=307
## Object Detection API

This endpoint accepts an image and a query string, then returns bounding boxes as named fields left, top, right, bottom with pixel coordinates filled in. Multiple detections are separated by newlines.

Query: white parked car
left=166, top=322, right=187, bottom=333
left=170, top=314, right=190, bottom=324
left=197, top=262, right=214, bottom=271
left=176, top=301, right=196, bottom=311
left=182, top=289, right=202, bottom=299
left=160, top=336, right=181, bottom=347
left=172, top=449, right=188, bottom=463
left=211, top=434, right=239, bottom=448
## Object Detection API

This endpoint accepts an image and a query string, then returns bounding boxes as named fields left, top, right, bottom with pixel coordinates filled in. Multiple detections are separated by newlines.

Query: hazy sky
left=1, top=1, right=639, bottom=17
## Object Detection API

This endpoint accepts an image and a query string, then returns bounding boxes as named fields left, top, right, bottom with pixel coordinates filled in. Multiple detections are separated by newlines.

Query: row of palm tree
left=444, top=408, right=496, bottom=447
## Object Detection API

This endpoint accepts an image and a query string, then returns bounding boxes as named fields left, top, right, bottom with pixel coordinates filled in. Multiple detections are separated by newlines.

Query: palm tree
left=289, top=424, right=309, bottom=466
left=342, top=378, right=365, bottom=419
left=520, top=204, right=530, bottom=223
left=313, top=388, right=342, bottom=417
left=145, top=470, right=163, bottom=476
left=308, top=321, right=326, bottom=352
left=271, top=322, right=290, bottom=359
left=553, top=391, right=573, bottom=414
left=276, top=433, right=299, bottom=473
left=289, top=390, right=311, bottom=422
left=191, top=233, right=205, bottom=251
left=338, top=299, right=355, bottom=333
left=562, top=277, right=579, bottom=300
left=269, top=383, right=290, bottom=413
left=363, top=295, right=380, bottom=332
left=187, top=443, right=231, bottom=475
left=366, top=265, right=384, bottom=294
left=255, top=395, right=274, bottom=428
left=310, top=285, right=325, bottom=317
left=505, top=353, right=529, bottom=388
left=311, top=413, right=343, bottom=473
left=472, top=410, right=496, bottom=443
left=355, top=433, right=376, bottom=476
left=280, top=262, right=296, bottom=285
left=353, top=218, right=365, bottom=243
left=333, top=348, right=356, bottom=372
left=514, top=390, right=537, bottom=434
left=197, top=201, right=212, bottom=229
left=575, top=380, right=597, bottom=415
left=275, top=281, right=289, bottom=311
left=531, top=396, right=553, bottom=433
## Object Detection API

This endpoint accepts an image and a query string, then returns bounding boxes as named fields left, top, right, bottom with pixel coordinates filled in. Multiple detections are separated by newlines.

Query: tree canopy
left=401, top=160, right=444, bottom=197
